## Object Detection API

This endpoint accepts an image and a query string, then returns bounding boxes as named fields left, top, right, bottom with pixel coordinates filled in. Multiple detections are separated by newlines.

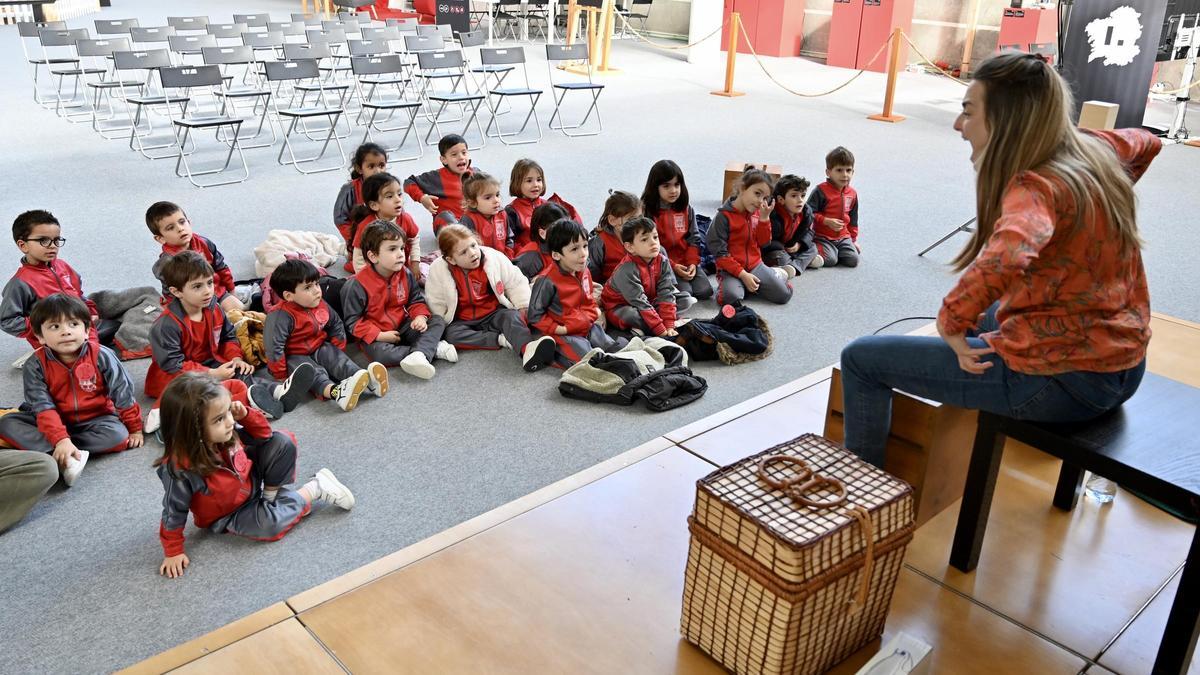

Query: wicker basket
left=681, top=434, right=915, bottom=675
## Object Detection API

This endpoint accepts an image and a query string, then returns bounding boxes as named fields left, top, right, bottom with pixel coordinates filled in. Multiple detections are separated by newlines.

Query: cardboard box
left=722, top=162, right=783, bottom=202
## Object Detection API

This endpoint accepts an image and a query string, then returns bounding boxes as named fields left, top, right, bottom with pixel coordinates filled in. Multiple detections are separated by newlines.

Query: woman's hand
left=940, top=327, right=995, bottom=375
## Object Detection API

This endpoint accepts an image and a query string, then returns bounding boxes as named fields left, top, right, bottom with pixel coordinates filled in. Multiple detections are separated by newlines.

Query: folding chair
left=264, top=59, right=346, bottom=174
left=38, top=28, right=101, bottom=117
left=417, top=23, right=456, bottom=45
left=386, top=18, right=420, bottom=31
left=479, top=47, right=541, bottom=144
left=324, top=18, right=362, bottom=35
left=291, top=14, right=324, bottom=26
left=306, top=28, right=352, bottom=81
left=207, top=23, right=250, bottom=45
left=346, top=38, right=401, bottom=109
left=282, top=42, right=353, bottom=118
left=616, top=0, right=652, bottom=37
left=167, top=16, right=210, bottom=33
left=94, top=18, right=139, bottom=35
left=545, top=43, right=603, bottom=136
left=406, top=33, right=458, bottom=111
left=168, top=34, right=218, bottom=65
left=267, top=22, right=309, bottom=43
left=459, top=29, right=512, bottom=113
left=351, top=54, right=424, bottom=159
left=522, top=0, right=551, bottom=40
left=414, top=50, right=487, bottom=148
left=493, top=0, right=523, bottom=40
left=233, top=14, right=272, bottom=30
left=17, top=21, right=71, bottom=105
left=130, top=26, right=178, bottom=48
left=202, top=46, right=276, bottom=149
left=158, top=65, right=250, bottom=187
left=242, top=30, right=286, bottom=62
left=76, top=37, right=144, bottom=131
left=113, top=49, right=193, bottom=157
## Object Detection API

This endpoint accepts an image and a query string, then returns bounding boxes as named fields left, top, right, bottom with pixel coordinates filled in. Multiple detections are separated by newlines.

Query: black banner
left=436, top=0, right=470, bottom=34
left=1061, top=0, right=1167, bottom=128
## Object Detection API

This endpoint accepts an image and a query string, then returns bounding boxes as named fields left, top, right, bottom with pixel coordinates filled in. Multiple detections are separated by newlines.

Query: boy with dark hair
left=600, top=217, right=680, bottom=337
left=403, top=134, right=482, bottom=224
left=0, top=295, right=143, bottom=486
left=146, top=201, right=244, bottom=312
left=528, top=219, right=626, bottom=368
left=764, top=174, right=821, bottom=278
left=341, top=222, right=453, bottom=379
left=1, top=210, right=104, bottom=351
left=806, top=146, right=861, bottom=268
left=265, top=259, right=387, bottom=412
left=146, top=252, right=313, bottom=430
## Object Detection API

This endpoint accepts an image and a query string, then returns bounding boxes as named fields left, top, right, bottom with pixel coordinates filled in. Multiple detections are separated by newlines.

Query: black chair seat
left=87, top=79, right=144, bottom=89
left=415, top=72, right=460, bottom=80
left=51, top=67, right=107, bottom=76
left=129, top=95, right=191, bottom=106
left=429, top=92, right=484, bottom=102
left=553, top=82, right=604, bottom=90
left=279, top=106, right=343, bottom=117
left=472, top=65, right=514, bottom=74
left=296, top=83, right=350, bottom=91
left=175, top=115, right=246, bottom=128
left=490, top=87, right=542, bottom=97
left=361, top=76, right=408, bottom=86
left=29, top=57, right=79, bottom=65
left=362, top=99, right=421, bottom=110
left=218, top=87, right=270, bottom=98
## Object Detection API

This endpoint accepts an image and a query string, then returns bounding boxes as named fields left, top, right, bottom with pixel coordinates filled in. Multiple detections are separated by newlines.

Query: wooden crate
left=824, top=366, right=976, bottom=528
left=723, top=162, right=783, bottom=202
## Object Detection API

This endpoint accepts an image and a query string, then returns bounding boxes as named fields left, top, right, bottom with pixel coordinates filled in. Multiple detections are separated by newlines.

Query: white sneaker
left=11, top=350, right=33, bottom=370
left=144, top=407, right=161, bottom=434
left=61, top=450, right=89, bottom=487
left=314, top=468, right=355, bottom=510
left=772, top=266, right=789, bottom=282
left=808, top=256, right=824, bottom=269
left=498, top=334, right=514, bottom=351
left=366, top=361, right=389, bottom=397
left=522, top=335, right=556, bottom=372
left=782, top=265, right=798, bottom=279
left=400, top=352, right=436, bottom=379
left=331, top=370, right=369, bottom=411
left=676, top=293, right=697, bottom=312
left=435, top=340, right=459, bottom=363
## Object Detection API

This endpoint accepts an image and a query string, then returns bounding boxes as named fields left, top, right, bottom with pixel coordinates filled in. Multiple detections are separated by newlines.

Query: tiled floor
left=130, top=316, right=1199, bottom=674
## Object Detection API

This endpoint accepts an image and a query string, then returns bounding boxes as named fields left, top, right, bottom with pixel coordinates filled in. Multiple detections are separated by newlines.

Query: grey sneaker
left=315, top=468, right=355, bottom=510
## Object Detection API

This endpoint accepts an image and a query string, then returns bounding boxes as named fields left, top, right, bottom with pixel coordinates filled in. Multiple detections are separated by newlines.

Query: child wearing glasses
left=1, top=210, right=111, bottom=351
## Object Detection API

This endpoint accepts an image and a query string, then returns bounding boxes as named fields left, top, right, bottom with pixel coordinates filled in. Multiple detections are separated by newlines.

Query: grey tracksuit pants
left=361, top=316, right=446, bottom=366
left=815, top=238, right=860, bottom=267
left=0, top=412, right=129, bottom=455
left=445, top=308, right=532, bottom=354
left=716, top=263, right=792, bottom=305
left=211, top=430, right=310, bottom=542
left=289, top=343, right=362, bottom=397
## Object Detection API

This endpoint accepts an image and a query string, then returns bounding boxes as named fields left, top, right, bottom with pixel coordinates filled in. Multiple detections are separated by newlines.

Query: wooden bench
left=950, top=372, right=1200, bottom=675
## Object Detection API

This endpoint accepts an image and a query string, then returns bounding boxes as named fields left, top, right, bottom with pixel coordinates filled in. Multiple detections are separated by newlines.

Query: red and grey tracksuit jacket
left=403, top=165, right=478, bottom=225
left=20, top=339, right=142, bottom=447
left=451, top=264, right=502, bottom=321
left=601, top=253, right=678, bottom=336
left=652, top=207, right=702, bottom=268
left=145, top=297, right=242, bottom=399
left=586, top=226, right=625, bottom=284
left=351, top=212, right=420, bottom=264
left=157, top=408, right=274, bottom=557
left=767, top=202, right=817, bottom=252
left=1, top=257, right=99, bottom=347
left=461, top=209, right=515, bottom=259
left=154, top=234, right=235, bottom=300
left=333, top=177, right=365, bottom=246
left=263, top=300, right=347, bottom=381
left=806, top=180, right=859, bottom=242
left=340, top=265, right=431, bottom=344
left=505, top=194, right=584, bottom=249
left=527, top=262, right=599, bottom=337
left=707, top=198, right=772, bottom=277
left=514, top=241, right=554, bottom=279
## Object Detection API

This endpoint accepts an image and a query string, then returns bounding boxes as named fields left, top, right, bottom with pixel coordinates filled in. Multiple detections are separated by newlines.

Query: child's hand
left=826, top=218, right=845, bottom=232
left=739, top=271, right=760, bottom=293
left=673, top=263, right=694, bottom=281
left=377, top=331, right=401, bottom=344
left=420, top=195, right=437, bottom=215
left=663, top=328, right=679, bottom=337
left=210, top=361, right=236, bottom=380
left=555, top=325, right=568, bottom=335
left=228, top=358, right=255, bottom=375
left=127, top=432, right=144, bottom=449
left=411, top=316, right=428, bottom=332
left=52, top=439, right=80, bottom=469
left=786, top=243, right=801, bottom=254
left=594, top=307, right=603, bottom=321
left=230, top=400, right=248, bottom=422
left=160, top=553, right=190, bottom=579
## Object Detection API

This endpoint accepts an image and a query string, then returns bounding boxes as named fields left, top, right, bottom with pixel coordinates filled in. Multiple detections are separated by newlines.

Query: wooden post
left=598, top=0, right=617, bottom=72
left=566, top=0, right=580, bottom=47
left=868, top=27, right=906, bottom=123
left=710, top=11, right=745, bottom=97
left=960, top=0, right=983, bottom=77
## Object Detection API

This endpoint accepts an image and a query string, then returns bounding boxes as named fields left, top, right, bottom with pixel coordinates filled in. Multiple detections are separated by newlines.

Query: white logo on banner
left=1085, top=6, right=1144, bottom=66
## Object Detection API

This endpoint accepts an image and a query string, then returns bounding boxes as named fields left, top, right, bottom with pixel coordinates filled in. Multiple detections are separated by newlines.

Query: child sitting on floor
left=529, top=219, right=626, bottom=368
left=404, top=134, right=480, bottom=227
left=146, top=201, right=244, bottom=313
left=587, top=190, right=642, bottom=285
left=514, top=202, right=568, bottom=280
left=425, top=224, right=556, bottom=372
left=600, top=217, right=680, bottom=338
left=1, top=210, right=108, bottom=351
left=341, top=222, right=455, bottom=380
left=0, top=294, right=143, bottom=487
left=640, top=159, right=713, bottom=302
left=806, top=146, right=861, bottom=268
left=155, top=373, right=355, bottom=579
left=333, top=143, right=389, bottom=270
left=265, top=259, right=388, bottom=412
left=459, top=172, right=515, bottom=259
left=505, top=158, right=582, bottom=249
left=764, top=174, right=820, bottom=278
left=708, top=169, right=793, bottom=305
left=146, top=252, right=313, bottom=430
left=349, top=172, right=422, bottom=280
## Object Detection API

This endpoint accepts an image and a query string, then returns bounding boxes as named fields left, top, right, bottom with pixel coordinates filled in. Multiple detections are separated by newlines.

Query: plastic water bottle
left=1085, top=473, right=1117, bottom=504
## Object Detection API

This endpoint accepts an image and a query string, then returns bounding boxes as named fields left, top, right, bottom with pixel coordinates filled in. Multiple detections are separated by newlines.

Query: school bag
left=558, top=337, right=707, bottom=412
left=694, top=213, right=717, bottom=275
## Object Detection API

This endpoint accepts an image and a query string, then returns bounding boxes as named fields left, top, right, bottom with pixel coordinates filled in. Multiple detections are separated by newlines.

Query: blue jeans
left=839, top=305, right=1146, bottom=467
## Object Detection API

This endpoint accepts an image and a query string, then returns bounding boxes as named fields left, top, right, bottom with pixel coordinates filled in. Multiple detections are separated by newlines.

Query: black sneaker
left=247, top=383, right=284, bottom=420
left=274, top=362, right=316, bottom=413
left=522, top=335, right=556, bottom=372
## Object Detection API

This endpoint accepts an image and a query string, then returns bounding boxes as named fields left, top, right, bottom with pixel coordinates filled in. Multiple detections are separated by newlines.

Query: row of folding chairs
left=16, top=20, right=604, bottom=188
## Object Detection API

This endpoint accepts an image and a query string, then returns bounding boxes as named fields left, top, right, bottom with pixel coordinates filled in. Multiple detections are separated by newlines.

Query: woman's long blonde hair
left=953, top=52, right=1140, bottom=271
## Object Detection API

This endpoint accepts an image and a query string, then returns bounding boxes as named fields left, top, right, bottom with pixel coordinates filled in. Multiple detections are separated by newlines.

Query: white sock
left=302, top=479, right=321, bottom=502
left=263, top=487, right=279, bottom=502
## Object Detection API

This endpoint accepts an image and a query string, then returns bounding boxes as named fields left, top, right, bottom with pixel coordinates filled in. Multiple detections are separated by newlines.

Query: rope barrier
left=615, top=12, right=728, bottom=51
left=735, top=21, right=894, bottom=98
left=1155, top=74, right=1200, bottom=96
left=899, top=32, right=969, bottom=87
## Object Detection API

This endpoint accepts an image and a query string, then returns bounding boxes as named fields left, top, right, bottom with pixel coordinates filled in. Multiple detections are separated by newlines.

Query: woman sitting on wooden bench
left=839, top=52, right=1162, bottom=468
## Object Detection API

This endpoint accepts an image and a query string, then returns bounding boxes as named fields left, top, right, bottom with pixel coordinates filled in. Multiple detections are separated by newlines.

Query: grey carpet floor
left=0, top=1, right=1197, bottom=672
